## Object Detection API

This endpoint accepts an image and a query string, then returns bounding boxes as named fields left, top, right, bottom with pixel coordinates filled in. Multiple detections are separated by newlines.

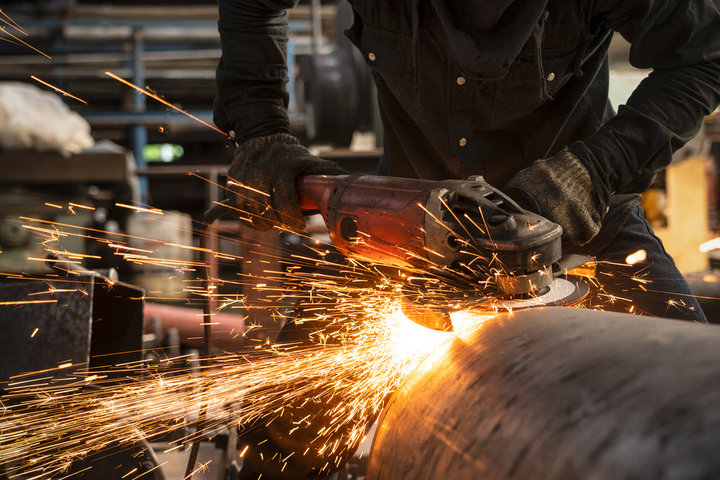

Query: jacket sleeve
left=215, top=0, right=299, bottom=143
left=569, top=0, right=720, bottom=206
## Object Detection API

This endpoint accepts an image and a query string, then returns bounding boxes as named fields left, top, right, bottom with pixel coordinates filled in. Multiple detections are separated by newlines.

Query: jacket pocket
left=345, top=17, right=414, bottom=99
left=485, top=44, right=578, bottom=128
left=540, top=46, right=578, bottom=97
left=346, top=19, right=413, bottom=71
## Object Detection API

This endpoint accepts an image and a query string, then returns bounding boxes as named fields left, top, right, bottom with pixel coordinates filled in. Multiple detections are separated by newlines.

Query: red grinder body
left=298, top=174, right=433, bottom=267
left=297, top=173, right=563, bottom=296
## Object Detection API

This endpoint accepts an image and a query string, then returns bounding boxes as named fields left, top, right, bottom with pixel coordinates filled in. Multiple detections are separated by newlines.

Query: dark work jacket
left=215, top=0, right=720, bottom=250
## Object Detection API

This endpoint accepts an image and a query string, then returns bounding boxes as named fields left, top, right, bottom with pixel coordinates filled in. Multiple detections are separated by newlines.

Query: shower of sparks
left=104, top=71, right=227, bottom=137
left=0, top=296, right=492, bottom=479
left=0, top=190, right=500, bottom=478
left=30, top=76, right=87, bottom=104
left=0, top=178, right=683, bottom=478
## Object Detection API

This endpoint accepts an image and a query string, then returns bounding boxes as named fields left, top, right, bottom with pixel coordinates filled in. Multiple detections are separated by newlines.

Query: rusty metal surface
left=0, top=280, right=93, bottom=382
left=0, top=276, right=144, bottom=384
left=368, top=307, right=720, bottom=480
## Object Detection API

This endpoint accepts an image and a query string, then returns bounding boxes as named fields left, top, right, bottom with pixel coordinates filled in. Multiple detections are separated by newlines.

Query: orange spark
left=68, top=202, right=95, bottom=211
left=0, top=300, right=58, bottom=306
left=115, top=203, right=164, bottom=215
left=27, top=257, right=81, bottom=264
left=104, top=71, right=227, bottom=137
left=27, top=289, right=79, bottom=295
left=0, top=9, right=27, bottom=36
left=625, top=249, right=647, bottom=265
left=0, top=26, right=51, bottom=59
left=226, top=179, right=271, bottom=198
left=30, top=76, right=87, bottom=104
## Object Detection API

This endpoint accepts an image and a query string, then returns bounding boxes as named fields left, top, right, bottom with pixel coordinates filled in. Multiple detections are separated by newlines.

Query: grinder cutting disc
left=473, top=276, right=590, bottom=313
left=401, top=276, right=590, bottom=332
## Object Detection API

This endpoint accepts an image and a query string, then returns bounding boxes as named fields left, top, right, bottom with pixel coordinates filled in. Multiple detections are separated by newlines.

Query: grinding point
left=400, top=277, right=590, bottom=332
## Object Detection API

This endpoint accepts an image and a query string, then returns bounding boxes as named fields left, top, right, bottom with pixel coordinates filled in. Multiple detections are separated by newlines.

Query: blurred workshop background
left=1, top=2, right=720, bottom=479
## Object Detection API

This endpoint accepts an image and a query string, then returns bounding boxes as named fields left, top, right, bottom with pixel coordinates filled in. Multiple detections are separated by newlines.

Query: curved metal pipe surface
left=367, top=307, right=720, bottom=480
left=144, top=302, right=247, bottom=350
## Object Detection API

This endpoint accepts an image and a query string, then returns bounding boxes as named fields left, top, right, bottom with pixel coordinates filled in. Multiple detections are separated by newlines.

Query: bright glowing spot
left=700, top=237, right=720, bottom=253
left=450, top=309, right=495, bottom=338
left=626, top=249, right=647, bottom=265
left=387, top=305, right=450, bottom=362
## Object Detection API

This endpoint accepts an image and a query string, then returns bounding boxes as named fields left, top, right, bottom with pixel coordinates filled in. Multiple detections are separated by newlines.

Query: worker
left=215, top=1, right=720, bottom=311
left=215, top=2, right=720, bottom=473
left=216, top=0, right=720, bottom=323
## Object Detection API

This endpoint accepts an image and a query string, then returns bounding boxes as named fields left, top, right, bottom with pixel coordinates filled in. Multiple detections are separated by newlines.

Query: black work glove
left=228, top=133, right=346, bottom=231
left=504, top=149, right=607, bottom=246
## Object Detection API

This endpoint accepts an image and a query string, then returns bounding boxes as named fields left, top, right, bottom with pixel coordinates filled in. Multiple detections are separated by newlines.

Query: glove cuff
left=505, top=149, right=605, bottom=246
left=548, top=150, right=601, bottom=220
left=236, top=132, right=300, bottom=153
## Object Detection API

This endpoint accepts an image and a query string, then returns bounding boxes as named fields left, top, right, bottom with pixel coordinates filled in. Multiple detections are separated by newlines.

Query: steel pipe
left=368, top=307, right=720, bottom=480
left=144, top=302, right=247, bottom=350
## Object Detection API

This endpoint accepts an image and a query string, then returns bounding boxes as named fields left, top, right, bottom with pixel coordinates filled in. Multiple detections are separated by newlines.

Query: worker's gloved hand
left=228, top=133, right=346, bottom=231
left=504, top=149, right=607, bottom=246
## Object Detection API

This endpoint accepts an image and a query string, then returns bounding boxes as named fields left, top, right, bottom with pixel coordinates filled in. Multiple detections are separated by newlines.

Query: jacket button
left=368, top=52, right=376, bottom=61
left=546, top=72, right=555, bottom=82
left=456, top=76, right=466, bottom=85
left=459, top=137, right=467, bottom=147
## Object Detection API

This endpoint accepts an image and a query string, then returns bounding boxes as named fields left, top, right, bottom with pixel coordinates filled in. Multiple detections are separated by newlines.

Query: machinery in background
left=0, top=149, right=137, bottom=273
left=0, top=1, right=377, bottom=171
left=643, top=111, right=720, bottom=322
